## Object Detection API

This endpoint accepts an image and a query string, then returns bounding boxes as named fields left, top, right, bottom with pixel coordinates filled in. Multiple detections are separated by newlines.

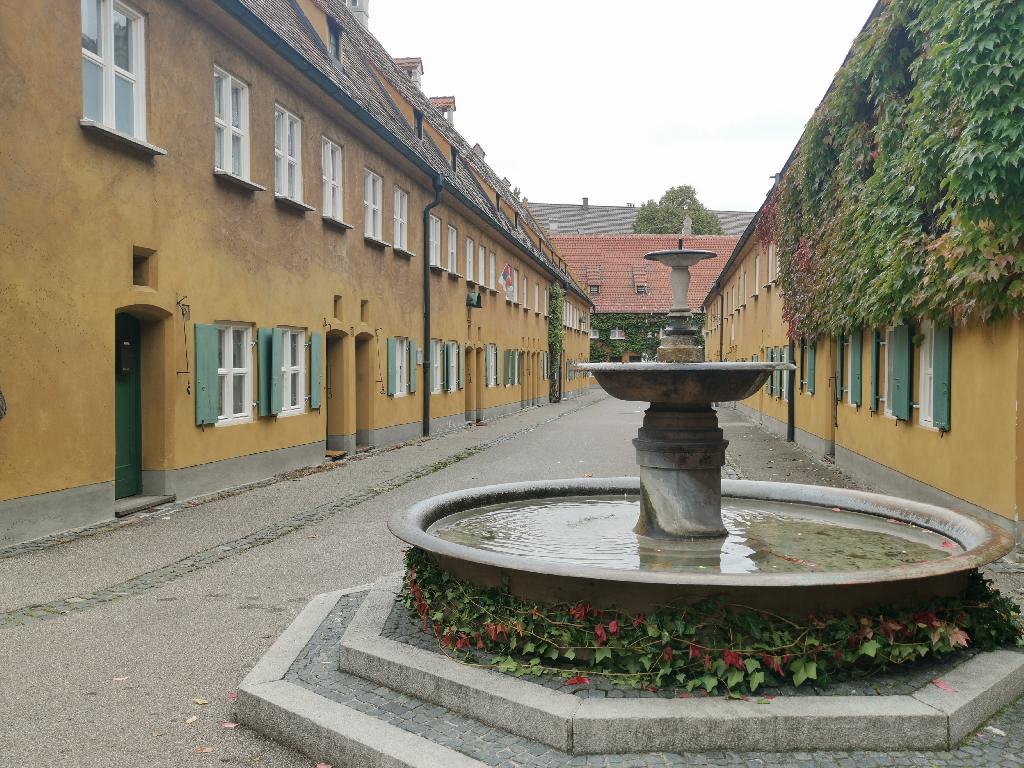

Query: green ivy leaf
left=859, top=639, right=880, bottom=658
left=748, top=670, right=765, bottom=693
left=594, top=647, right=612, bottom=664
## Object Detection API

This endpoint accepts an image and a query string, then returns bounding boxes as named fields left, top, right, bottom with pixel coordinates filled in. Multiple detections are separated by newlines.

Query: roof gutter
left=212, top=0, right=590, bottom=304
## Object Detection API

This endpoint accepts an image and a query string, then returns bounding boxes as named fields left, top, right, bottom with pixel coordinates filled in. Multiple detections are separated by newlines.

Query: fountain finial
left=644, top=249, right=717, bottom=364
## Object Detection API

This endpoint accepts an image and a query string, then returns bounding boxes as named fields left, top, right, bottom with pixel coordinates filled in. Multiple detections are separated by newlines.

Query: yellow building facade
left=0, top=0, right=591, bottom=545
left=705, top=229, right=1024, bottom=553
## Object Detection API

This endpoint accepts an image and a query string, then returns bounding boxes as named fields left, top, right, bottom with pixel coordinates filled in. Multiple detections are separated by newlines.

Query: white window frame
left=446, top=341, right=458, bottom=392
left=544, top=288, right=549, bottom=317
left=753, top=253, right=760, bottom=296
left=610, top=328, right=625, bottom=340
left=430, top=339, right=442, bottom=394
left=522, top=276, right=528, bottom=308
left=782, top=346, right=790, bottom=401
left=393, top=187, right=409, bottom=249
left=81, top=0, right=147, bottom=139
left=489, top=252, right=496, bottom=290
left=466, top=238, right=475, bottom=282
left=214, top=67, right=249, bottom=179
left=364, top=170, right=383, bottom=239
left=216, top=324, right=252, bottom=426
left=535, top=283, right=540, bottom=314
left=447, top=225, right=458, bottom=272
left=883, top=326, right=894, bottom=418
left=394, top=337, right=409, bottom=397
left=321, top=137, right=343, bottom=221
left=766, top=244, right=776, bottom=284
left=589, top=328, right=599, bottom=340
left=478, top=246, right=486, bottom=287
left=280, top=328, right=307, bottom=416
left=846, top=336, right=855, bottom=405
left=918, top=321, right=935, bottom=428
left=486, top=344, right=497, bottom=387
left=274, top=105, right=302, bottom=201
left=429, top=215, right=442, bottom=266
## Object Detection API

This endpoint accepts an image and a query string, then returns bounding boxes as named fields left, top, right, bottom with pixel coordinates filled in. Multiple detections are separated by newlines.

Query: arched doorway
left=325, top=330, right=352, bottom=453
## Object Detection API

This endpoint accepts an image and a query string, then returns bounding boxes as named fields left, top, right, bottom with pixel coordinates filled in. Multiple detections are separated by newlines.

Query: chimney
left=348, top=0, right=370, bottom=29
left=471, top=143, right=485, bottom=161
left=393, top=57, right=424, bottom=89
left=582, top=197, right=589, bottom=212
left=681, top=205, right=692, bottom=236
left=429, top=96, right=456, bottom=126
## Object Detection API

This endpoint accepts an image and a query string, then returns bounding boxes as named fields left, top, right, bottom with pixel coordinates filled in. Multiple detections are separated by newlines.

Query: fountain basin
left=389, top=478, right=1014, bottom=616
left=580, top=362, right=784, bottom=404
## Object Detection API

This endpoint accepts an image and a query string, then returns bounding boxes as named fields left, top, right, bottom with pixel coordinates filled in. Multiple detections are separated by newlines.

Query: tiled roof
left=529, top=202, right=754, bottom=237
left=225, top=0, right=590, bottom=304
left=429, top=96, right=455, bottom=110
left=550, top=234, right=738, bottom=313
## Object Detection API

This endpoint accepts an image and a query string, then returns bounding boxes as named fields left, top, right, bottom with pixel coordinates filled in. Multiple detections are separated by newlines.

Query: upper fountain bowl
left=578, top=362, right=792, bottom=405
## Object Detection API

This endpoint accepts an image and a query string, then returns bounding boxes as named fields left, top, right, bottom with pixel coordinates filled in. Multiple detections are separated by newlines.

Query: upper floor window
left=274, top=105, right=302, bottom=200
left=589, top=328, right=599, bottom=339
left=522, top=276, right=528, bottom=308
left=214, top=68, right=249, bottom=178
left=281, top=329, right=306, bottom=415
left=610, top=328, right=625, bottom=340
left=328, top=19, right=341, bottom=63
left=485, top=248, right=492, bottom=289
left=393, top=187, right=409, bottom=249
left=429, top=215, right=441, bottom=266
left=82, top=0, right=147, bottom=138
left=466, top=238, right=475, bottom=281
left=364, top=170, right=383, bottom=238
left=535, top=283, right=540, bottom=314
left=321, top=137, right=343, bottom=220
left=589, top=285, right=600, bottom=296
left=636, top=284, right=647, bottom=295
left=447, top=226, right=458, bottom=272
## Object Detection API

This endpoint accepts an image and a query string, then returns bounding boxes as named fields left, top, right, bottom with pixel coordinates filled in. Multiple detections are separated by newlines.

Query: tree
left=632, top=185, right=723, bottom=235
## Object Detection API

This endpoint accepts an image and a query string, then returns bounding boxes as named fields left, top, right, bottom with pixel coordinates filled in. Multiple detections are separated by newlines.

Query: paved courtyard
left=1, top=389, right=1021, bottom=767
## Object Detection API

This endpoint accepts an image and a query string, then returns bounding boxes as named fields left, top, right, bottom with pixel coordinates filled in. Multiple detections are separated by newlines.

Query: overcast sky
left=369, top=0, right=877, bottom=213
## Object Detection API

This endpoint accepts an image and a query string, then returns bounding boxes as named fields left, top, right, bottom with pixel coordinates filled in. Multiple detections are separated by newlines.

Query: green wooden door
left=114, top=313, right=142, bottom=499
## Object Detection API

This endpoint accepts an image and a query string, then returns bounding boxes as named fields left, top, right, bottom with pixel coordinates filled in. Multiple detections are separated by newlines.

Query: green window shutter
left=309, top=331, right=323, bottom=410
left=775, top=346, right=782, bottom=398
left=836, top=335, right=845, bottom=401
left=258, top=328, right=272, bottom=416
left=870, top=330, right=881, bottom=412
left=459, top=345, right=465, bottom=390
left=270, top=328, right=284, bottom=415
left=850, top=330, right=863, bottom=407
left=807, top=341, right=816, bottom=394
left=408, top=340, right=417, bottom=394
left=443, top=343, right=450, bottom=391
left=386, top=337, right=397, bottom=395
left=194, top=324, right=220, bottom=426
left=933, top=326, right=952, bottom=431
left=503, top=350, right=510, bottom=385
left=891, top=324, right=913, bottom=420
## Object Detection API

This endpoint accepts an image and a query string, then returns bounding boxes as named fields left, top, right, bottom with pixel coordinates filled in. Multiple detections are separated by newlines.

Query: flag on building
left=499, top=263, right=514, bottom=296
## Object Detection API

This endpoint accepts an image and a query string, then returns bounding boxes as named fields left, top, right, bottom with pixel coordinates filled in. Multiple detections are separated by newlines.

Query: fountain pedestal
left=634, top=405, right=728, bottom=538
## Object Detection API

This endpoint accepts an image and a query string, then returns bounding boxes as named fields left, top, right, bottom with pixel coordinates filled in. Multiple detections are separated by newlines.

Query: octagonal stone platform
left=234, top=575, right=1024, bottom=767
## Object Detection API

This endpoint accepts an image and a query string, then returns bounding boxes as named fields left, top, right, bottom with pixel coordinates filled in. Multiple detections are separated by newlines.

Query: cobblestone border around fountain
left=235, top=580, right=1024, bottom=767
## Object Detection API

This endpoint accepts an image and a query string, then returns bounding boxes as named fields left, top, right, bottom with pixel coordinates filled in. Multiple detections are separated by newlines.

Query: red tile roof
left=429, top=96, right=455, bottom=110
left=551, top=234, right=737, bottom=313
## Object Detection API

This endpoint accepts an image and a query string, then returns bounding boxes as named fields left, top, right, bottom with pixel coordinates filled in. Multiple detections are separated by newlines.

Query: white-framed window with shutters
left=918, top=321, right=935, bottom=428
left=466, top=238, right=475, bottom=282
left=321, top=137, right=342, bottom=221
left=274, top=105, right=302, bottom=200
left=489, top=251, right=496, bottom=289
left=486, top=344, right=497, bottom=387
left=364, top=170, right=383, bottom=238
left=394, top=337, right=409, bottom=397
left=882, top=326, right=894, bottom=417
left=214, top=68, right=249, bottom=178
left=81, top=0, right=147, bottom=138
left=430, top=339, right=442, bottom=394
left=446, top=341, right=458, bottom=392
left=447, top=226, right=458, bottom=271
left=393, top=187, right=408, bottom=249
left=280, top=328, right=306, bottom=416
left=429, top=215, right=441, bottom=266
left=216, top=325, right=252, bottom=426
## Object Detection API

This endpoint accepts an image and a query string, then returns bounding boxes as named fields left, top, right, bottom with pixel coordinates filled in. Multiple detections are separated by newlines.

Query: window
left=883, top=327, right=894, bottom=417
left=274, top=105, right=302, bottom=200
left=636, top=284, right=647, bottom=295
left=486, top=344, right=497, bottom=387
left=782, top=346, right=790, bottom=401
left=216, top=325, right=252, bottom=425
left=447, top=226, right=458, bottom=271
left=430, top=339, right=442, bottom=394
left=522, top=276, right=528, bottom=308
left=590, top=284, right=600, bottom=296
left=214, top=68, right=249, bottom=178
left=429, top=215, right=441, bottom=266
left=81, top=0, right=146, bottom=138
left=610, top=328, right=625, bottom=340
left=590, top=328, right=599, bottom=339
left=364, top=170, right=383, bottom=238
left=766, top=244, right=776, bottom=284
left=328, top=19, right=341, bottom=62
left=513, top=269, right=520, bottom=303
left=466, top=238, right=475, bottom=281
left=279, top=329, right=306, bottom=414
left=544, top=288, right=549, bottom=317
left=478, top=246, right=486, bottom=286
left=393, top=187, right=408, bottom=249
left=321, top=137, right=342, bottom=220
left=918, top=321, right=934, bottom=428
left=446, top=341, right=458, bottom=392
left=489, top=252, right=496, bottom=290
left=394, top=337, right=409, bottom=396
left=535, top=283, right=540, bottom=314
left=753, top=253, right=760, bottom=296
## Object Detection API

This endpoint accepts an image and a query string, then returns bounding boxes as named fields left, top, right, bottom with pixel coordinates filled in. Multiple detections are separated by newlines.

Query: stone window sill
left=323, top=215, right=354, bottom=231
left=275, top=195, right=315, bottom=213
left=364, top=235, right=391, bottom=250
left=214, top=170, right=265, bottom=192
left=429, top=264, right=444, bottom=273
left=393, top=246, right=416, bottom=259
left=80, top=119, right=167, bottom=156
left=447, top=272, right=462, bottom=281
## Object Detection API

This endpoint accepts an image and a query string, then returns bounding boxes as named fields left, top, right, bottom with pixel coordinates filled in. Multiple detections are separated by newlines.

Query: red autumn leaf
left=642, top=684, right=658, bottom=693
left=723, top=650, right=745, bottom=670
left=565, top=675, right=590, bottom=686
left=948, top=628, right=970, bottom=648
left=608, top=619, right=619, bottom=636
left=594, top=623, right=607, bottom=646
left=569, top=603, right=590, bottom=621
left=678, top=691, right=690, bottom=698
left=632, top=613, right=646, bottom=629
left=689, top=643, right=701, bottom=660
left=932, top=678, right=957, bottom=693
left=455, top=633, right=470, bottom=651
left=660, top=645, right=673, bottom=663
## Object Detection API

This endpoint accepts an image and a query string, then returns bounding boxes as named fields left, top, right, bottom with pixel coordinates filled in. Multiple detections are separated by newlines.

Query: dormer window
left=328, top=20, right=341, bottom=63
left=589, top=285, right=600, bottom=296
left=636, top=284, right=648, bottom=295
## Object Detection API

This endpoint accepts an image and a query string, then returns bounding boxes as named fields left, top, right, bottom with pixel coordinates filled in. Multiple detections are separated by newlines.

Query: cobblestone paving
left=381, top=591, right=982, bottom=699
left=0, top=398, right=599, bottom=628
left=287, top=591, right=1024, bottom=767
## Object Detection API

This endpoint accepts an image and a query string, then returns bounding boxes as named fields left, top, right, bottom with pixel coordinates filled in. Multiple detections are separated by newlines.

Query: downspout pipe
left=718, top=294, right=725, bottom=362
left=422, top=175, right=444, bottom=437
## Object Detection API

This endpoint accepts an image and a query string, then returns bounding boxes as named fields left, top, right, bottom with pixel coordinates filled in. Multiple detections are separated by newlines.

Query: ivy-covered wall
left=764, top=0, right=1024, bottom=339
left=589, top=313, right=704, bottom=362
